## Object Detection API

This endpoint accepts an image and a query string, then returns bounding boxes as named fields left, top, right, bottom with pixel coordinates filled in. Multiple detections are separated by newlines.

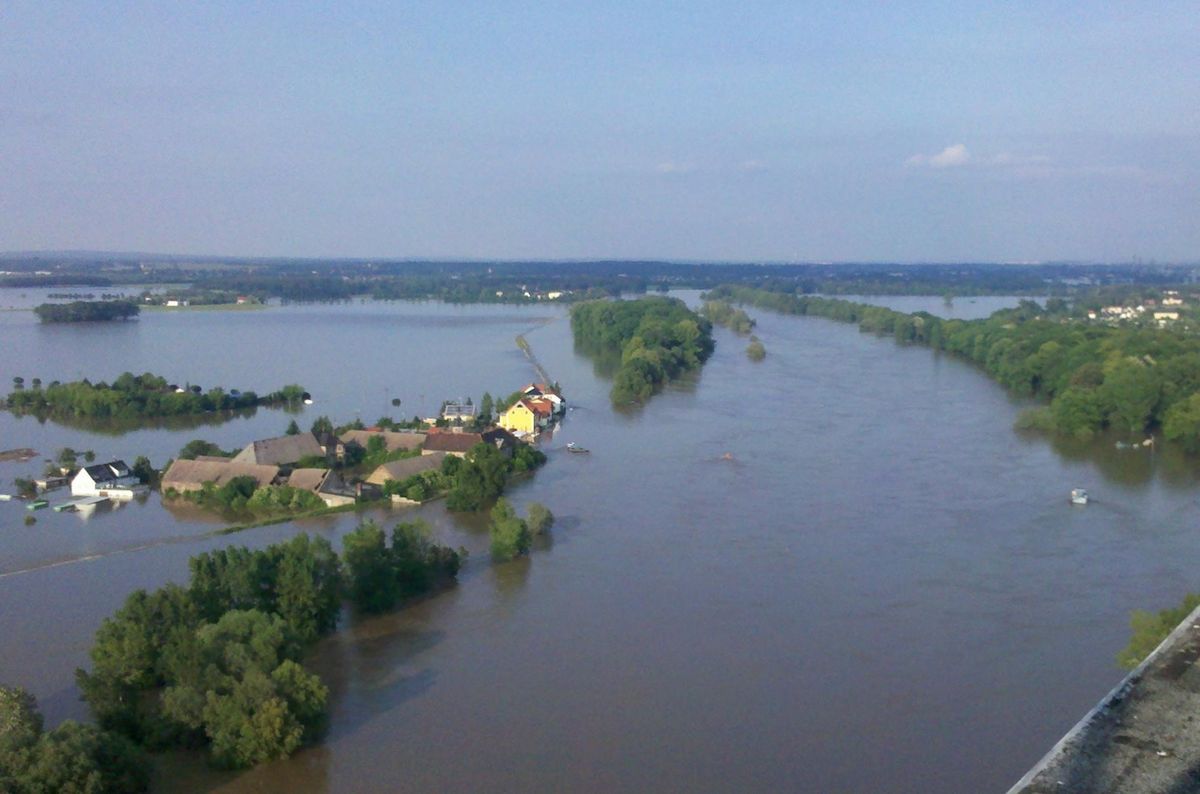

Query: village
left=12, top=382, right=568, bottom=518
left=1085, top=289, right=1192, bottom=328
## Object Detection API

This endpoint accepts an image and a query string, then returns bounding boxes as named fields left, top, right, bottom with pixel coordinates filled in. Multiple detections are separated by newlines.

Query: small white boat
left=0, top=494, right=12, bottom=501
left=1070, top=488, right=1089, bottom=505
left=566, top=442, right=590, bottom=454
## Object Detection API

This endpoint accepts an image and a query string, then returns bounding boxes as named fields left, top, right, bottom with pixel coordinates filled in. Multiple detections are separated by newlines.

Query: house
left=526, top=397, right=556, bottom=425
left=314, top=431, right=346, bottom=462
left=366, top=452, right=447, bottom=486
left=499, top=400, right=538, bottom=435
left=1154, top=311, right=1180, bottom=326
left=422, top=428, right=517, bottom=458
left=441, top=401, right=477, bottom=423
left=286, top=468, right=356, bottom=507
left=71, top=460, right=144, bottom=498
left=161, top=459, right=280, bottom=493
left=340, top=429, right=426, bottom=455
left=164, top=299, right=189, bottom=307
left=232, top=432, right=324, bottom=467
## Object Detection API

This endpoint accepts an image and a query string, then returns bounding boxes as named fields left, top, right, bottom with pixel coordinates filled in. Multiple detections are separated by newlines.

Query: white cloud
left=906, top=143, right=971, bottom=169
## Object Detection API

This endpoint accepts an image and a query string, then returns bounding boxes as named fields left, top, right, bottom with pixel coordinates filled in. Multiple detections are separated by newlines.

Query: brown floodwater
left=2, top=293, right=1199, bottom=793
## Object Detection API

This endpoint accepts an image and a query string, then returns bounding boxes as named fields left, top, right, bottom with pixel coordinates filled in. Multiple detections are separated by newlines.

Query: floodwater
left=1, top=292, right=1199, bottom=793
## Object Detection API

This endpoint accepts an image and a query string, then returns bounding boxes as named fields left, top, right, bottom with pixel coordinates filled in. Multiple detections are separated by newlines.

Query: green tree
left=310, top=416, right=333, bottom=437
left=161, top=609, right=326, bottom=769
left=479, top=392, right=494, bottom=424
left=1163, top=393, right=1200, bottom=452
left=1101, top=360, right=1161, bottom=434
left=285, top=419, right=301, bottom=436
left=489, top=499, right=531, bottom=561
left=342, top=522, right=397, bottom=612
left=272, top=536, right=342, bottom=645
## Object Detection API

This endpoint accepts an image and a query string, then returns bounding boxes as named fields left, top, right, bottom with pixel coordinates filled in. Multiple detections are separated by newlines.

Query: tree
left=526, top=502, right=554, bottom=535
left=1164, top=393, right=1200, bottom=452
left=285, top=419, right=301, bottom=436
left=310, top=416, right=333, bottom=437
left=746, top=337, right=766, bottom=361
left=1101, top=360, right=1161, bottom=434
left=272, top=535, right=342, bottom=645
left=160, top=609, right=326, bottom=769
left=489, top=499, right=531, bottom=561
left=131, top=456, right=156, bottom=485
left=1117, top=593, right=1200, bottom=669
left=342, top=522, right=397, bottom=613
left=479, top=392, right=494, bottom=424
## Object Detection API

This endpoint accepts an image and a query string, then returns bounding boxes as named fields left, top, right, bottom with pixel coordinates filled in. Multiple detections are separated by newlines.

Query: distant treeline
left=571, top=296, right=714, bottom=404
left=9, top=257, right=1200, bottom=301
left=4, top=372, right=306, bottom=420
left=33, top=299, right=138, bottom=322
left=706, top=284, right=1200, bottom=447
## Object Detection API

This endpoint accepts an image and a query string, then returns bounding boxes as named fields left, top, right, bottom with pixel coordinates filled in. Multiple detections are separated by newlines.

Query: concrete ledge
left=1008, top=602, right=1200, bottom=793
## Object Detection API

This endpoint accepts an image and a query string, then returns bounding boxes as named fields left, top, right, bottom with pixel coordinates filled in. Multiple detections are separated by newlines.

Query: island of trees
left=0, top=525, right=460, bottom=791
left=4, top=372, right=306, bottom=423
left=33, top=299, right=139, bottom=323
left=571, top=296, right=714, bottom=404
left=704, top=285, right=1200, bottom=448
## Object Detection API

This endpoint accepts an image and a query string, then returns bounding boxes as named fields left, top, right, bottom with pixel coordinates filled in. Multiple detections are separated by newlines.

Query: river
left=1, top=292, right=1198, bottom=793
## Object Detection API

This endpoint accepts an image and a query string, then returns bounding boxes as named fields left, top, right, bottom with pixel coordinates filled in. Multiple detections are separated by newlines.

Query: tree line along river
left=1, top=292, right=1199, bottom=792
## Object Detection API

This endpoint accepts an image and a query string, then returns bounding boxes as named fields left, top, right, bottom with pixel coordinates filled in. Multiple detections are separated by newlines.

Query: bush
left=489, top=499, right=531, bottom=561
left=526, top=502, right=555, bottom=535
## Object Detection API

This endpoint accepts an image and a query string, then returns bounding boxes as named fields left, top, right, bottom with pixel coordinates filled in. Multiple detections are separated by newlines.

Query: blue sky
left=1, top=2, right=1196, bottom=262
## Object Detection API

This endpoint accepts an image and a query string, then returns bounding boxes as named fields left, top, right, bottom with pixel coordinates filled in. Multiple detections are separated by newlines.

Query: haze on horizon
left=1, top=2, right=1196, bottom=264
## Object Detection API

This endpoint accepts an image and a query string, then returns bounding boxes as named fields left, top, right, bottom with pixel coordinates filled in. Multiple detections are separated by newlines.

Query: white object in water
left=1070, top=488, right=1089, bottom=505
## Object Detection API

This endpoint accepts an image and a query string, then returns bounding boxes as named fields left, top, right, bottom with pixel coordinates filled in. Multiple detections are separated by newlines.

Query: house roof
left=161, top=459, right=279, bottom=489
left=287, top=468, right=330, bottom=492
left=525, top=398, right=554, bottom=417
left=422, top=432, right=483, bottom=453
left=366, top=452, right=446, bottom=486
left=340, top=429, right=426, bottom=453
left=81, top=460, right=132, bottom=481
left=232, top=432, right=323, bottom=466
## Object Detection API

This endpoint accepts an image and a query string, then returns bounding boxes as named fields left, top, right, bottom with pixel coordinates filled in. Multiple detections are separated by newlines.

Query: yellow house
left=499, top=400, right=537, bottom=434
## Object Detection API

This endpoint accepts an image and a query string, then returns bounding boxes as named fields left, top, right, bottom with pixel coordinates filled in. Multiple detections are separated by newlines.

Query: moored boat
left=1070, top=488, right=1089, bottom=505
left=566, top=442, right=590, bottom=454
left=26, top=499, right=48, bottom=511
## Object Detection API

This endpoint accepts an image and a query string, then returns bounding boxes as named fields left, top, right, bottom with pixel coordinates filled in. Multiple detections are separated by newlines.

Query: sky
left=1, top=2, right=1197, bottom=263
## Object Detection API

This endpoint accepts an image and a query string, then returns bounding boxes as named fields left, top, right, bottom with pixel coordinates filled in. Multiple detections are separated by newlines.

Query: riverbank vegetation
left=746, top=336, right=766, bottom=361
left=700, top=299, right=756, bottom=334
left=33, top=299, right=139, bottom=322
left=571, top=296, right=714, bottom=404
left=1117, top=593, right=1200, bottom=669
left=69, top=528, right=464, bottom=783
left=4, top=373, right=306, bottom=422
left=705, top=285, right=1200, bottom=446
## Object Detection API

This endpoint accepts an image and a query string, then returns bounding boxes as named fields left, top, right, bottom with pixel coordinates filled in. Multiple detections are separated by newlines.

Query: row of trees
left=70, top=527, right=463, bottom=782
left=705, top=285, right=1200, bottom=446
left=33, top=299, right=139, bottom=322
left=571, top=297, right=715, bottom=404
left=4, top=372, right=307, bottom=422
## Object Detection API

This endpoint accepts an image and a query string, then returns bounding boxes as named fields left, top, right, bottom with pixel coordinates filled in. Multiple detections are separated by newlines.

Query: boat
left=1070, top=488, right=1089, bottom=505
left=0, top=494, right=12, bottom=501
left=566, top=442, right=590, bottom=454
left=26, top=499, right=48, bottom=511
left=52, top=502, right=77, bottom=512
